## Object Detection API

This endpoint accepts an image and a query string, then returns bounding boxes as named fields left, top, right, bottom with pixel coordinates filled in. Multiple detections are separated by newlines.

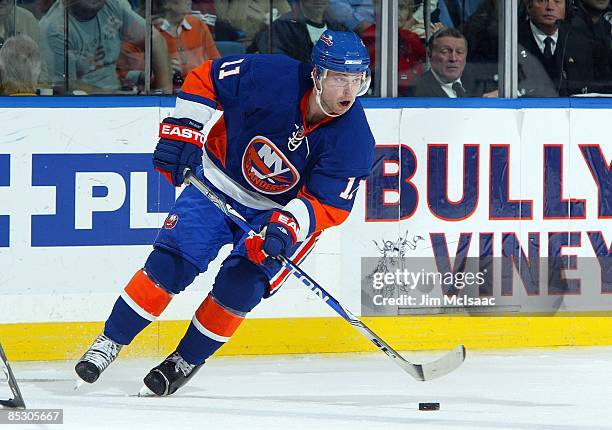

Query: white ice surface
left=4, top=347, right=612, bottom=430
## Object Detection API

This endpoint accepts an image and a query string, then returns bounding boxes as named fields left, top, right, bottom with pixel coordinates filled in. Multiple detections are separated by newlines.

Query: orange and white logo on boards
left=241, top=136, right=300, bottom=195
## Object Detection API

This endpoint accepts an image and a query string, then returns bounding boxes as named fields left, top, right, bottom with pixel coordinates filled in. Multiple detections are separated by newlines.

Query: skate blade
left=137, top=385, right=157, bottom=397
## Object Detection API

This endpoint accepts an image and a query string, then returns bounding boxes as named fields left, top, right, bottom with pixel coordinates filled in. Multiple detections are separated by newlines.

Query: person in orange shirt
left=153, top=0, right=221, bottom=91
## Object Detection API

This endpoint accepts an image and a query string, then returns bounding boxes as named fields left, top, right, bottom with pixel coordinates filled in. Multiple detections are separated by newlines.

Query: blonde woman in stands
left=0, top=0, right=39, bottom=46
left=0, top=35, right=42, bottom=95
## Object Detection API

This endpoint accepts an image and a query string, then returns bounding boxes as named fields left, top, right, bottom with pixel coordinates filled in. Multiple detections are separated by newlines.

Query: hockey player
left=75, top=29, right=375, bottom=396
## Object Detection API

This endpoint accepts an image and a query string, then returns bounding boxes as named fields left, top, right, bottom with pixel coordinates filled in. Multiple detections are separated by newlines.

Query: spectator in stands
left=0, top=35, right=42, bottom=95
left=403, top=0, right=445, bottom=39
left=191, top=0, right=243, bottom=41
left=464, top=0, right=595, bottom=96
left=519, top=0, right=594, bottom=96
left=361, top=0, right=426, bottom=95
left=189, top=0, right=217, bottom=35
left=463, top=0, right=499, bottom=93
left=14, top=0, right=55, bottom=20
left=397, top=0, right=427, bottom=92
left=464, top=0, right=496, bottom=62
left=191, top=0, right=216, bottom=21
left=215, top=0, right=291, bottom=46
left=40, top=0, right=172, bottom=94
left=0, top=0, right=40, bottom=46
left=326, top=0, right=373, bottom=34
left=570, top=0, right=612, bottom=92
left=408, top=27, right=477, bottom=96
left=437, top=0, right=484, bottom=30
left=250, top=0, right=345, bottom=62
left=152, top=0, right=221, bottom=92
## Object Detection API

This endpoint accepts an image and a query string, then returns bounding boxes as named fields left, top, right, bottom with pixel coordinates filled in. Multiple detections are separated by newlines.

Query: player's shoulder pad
left=206, top=54, right=258, bottom=107
left=210, top=54, right=302, bottom=84
left=209, top=54, right=305, bottom=107
left=248, top=54, right=303, bottom=80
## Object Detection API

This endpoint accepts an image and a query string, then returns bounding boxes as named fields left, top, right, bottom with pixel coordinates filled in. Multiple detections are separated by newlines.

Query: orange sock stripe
left=195, top=295, right=245, bottom=338
left=124, top=270, right=172, bottom=318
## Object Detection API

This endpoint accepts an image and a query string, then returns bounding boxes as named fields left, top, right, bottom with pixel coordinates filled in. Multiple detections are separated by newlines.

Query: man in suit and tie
left=408, top=28, right=475, bottom=97
left=519, top=0, right=594, bottom=96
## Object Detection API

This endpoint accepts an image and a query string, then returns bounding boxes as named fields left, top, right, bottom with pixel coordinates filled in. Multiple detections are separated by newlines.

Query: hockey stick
left=0, top=341, right=26, bottom=409
left=184, top=170, right=466, bottom=381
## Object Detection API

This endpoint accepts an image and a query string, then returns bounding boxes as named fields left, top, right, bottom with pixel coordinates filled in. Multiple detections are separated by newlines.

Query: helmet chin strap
left=312, top=69, right=341, bottom=118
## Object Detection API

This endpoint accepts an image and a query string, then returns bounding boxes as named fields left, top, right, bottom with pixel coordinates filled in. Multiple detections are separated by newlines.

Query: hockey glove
left=245, top=211, right=300, bottom=265
left=153, top=117, right=205, bottom=187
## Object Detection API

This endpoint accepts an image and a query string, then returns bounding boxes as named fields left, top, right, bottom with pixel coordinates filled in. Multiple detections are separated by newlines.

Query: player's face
left=320, top=71, right=363, bottom=115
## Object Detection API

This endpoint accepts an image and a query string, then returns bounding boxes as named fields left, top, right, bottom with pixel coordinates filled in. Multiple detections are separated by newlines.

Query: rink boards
left=0, top=97, right=610, bottom=360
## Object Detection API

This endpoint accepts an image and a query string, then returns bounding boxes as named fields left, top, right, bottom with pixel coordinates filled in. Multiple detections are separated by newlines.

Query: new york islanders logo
left=320, top=34, right=333, bottom=46
left=163, top=214, right=179, bottom=229
left=242, top=136, right=300, bottom=194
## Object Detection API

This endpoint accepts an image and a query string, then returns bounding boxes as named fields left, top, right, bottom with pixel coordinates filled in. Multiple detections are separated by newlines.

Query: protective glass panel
left=142, top=0, right=220, bottom=94
left=516, top=0, right=612, bottom=97
left=244, top=0, right=379, bottom=95
left=0, top=0, right=48, bottom=94
left=342, top=0, right=380, bottom=96
left=403, top=0, right=501, bottom=98
left=34, top=0, right=154, bottom=94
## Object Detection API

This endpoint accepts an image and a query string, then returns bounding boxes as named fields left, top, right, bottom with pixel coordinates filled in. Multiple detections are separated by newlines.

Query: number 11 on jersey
left=339, top=177, right=360, bottom=200
left=218, top=59, right=245, bottom=80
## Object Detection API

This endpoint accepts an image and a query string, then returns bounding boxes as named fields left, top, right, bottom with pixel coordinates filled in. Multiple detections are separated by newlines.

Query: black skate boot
left=75, top=333, right=123, bottom=383
left=142, top=351, right=203, bottom=396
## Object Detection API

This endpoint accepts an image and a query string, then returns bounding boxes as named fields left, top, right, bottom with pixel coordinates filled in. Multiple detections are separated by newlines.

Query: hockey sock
left=176, top=294, right=245, bottom=365
left=176, top=257, right=267, bottom=364
left=104, top=269, right=173, bottom=345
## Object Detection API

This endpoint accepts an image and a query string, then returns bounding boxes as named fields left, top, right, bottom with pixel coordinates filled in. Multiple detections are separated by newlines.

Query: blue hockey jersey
left=173, top=54, right=375, bottom=241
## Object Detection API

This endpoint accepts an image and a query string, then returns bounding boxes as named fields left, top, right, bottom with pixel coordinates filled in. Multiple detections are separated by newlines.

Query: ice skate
left=75, top=333, right=123, bottom=384
left=142, top=351, right=202, bottom=396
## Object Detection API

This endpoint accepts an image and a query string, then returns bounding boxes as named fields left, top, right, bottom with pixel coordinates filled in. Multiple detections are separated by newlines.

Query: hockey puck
left=418, top=402, right=440, bottom=411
